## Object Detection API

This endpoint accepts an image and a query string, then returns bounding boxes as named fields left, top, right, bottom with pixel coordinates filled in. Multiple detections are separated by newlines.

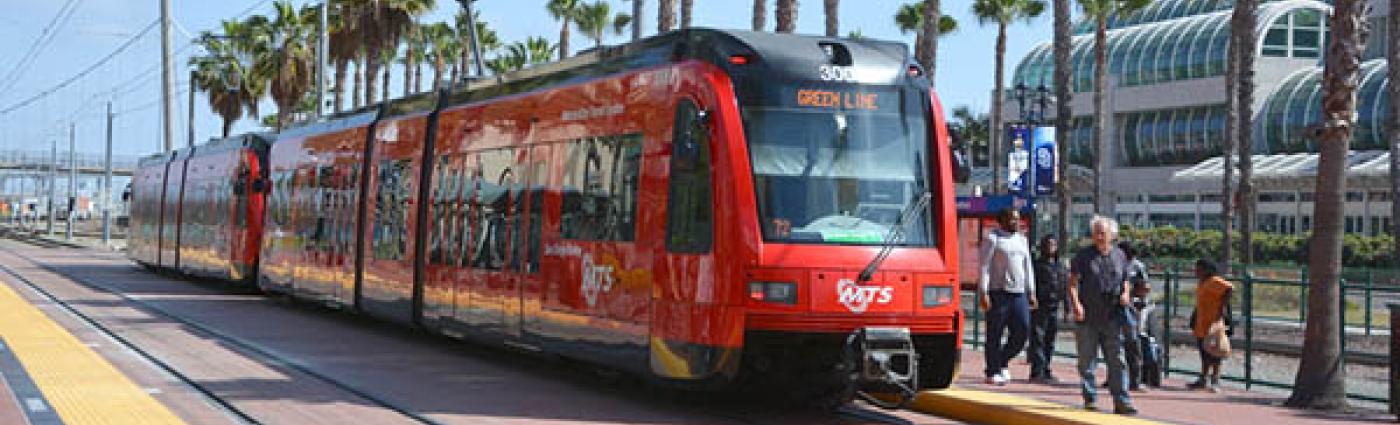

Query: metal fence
left=964, top=260, right=1396, bottom=403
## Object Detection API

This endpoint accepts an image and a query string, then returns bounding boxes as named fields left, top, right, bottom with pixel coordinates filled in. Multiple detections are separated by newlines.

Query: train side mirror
left=948, top=128, right=972, bottom=184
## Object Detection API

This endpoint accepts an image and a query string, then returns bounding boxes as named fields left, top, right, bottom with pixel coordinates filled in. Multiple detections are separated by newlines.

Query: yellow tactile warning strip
left=0, top=280, right=186, bottom=425
left=907, top=388, right=1168, bottom=425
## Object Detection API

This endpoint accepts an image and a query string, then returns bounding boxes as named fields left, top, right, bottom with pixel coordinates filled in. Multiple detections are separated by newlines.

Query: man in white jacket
left=979, top=208, right=1036, bottom=385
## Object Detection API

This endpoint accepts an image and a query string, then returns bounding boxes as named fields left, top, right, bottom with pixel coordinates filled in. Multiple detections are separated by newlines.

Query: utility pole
left=188, top=70, right=196, bottom=147
left=458, top=0, right=485, bottom=78
left=66, top=123, right=75, bottom=240
left=161, top=0, right=175, bottom=153
left=318, top=0, right=329, bottom=117
left=46, top=138, right=55, bottom=236
left=103, top=102, right=113, bottom=246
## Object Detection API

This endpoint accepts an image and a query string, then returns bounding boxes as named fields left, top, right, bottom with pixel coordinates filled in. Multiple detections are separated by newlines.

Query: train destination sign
left=795, top=89, right=881, bottom=111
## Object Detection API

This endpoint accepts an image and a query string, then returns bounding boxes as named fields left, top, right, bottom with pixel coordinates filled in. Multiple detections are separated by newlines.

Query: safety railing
left=964, top=260, right=1395, bottom=403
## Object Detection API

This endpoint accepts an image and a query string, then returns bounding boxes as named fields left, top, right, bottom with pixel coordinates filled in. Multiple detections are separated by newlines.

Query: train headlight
left=748, top=282, right=797, bottom=305
left=922, top=285, right=953, bottom=308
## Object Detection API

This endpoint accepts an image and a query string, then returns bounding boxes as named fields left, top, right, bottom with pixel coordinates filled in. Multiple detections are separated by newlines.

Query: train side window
left=560, top=134, right=642, bottom=242
left=430, top=156, right=449, bottom=265
left=372, top=159, right=411, bottom=260
left=470, top=149, right=513, bottom=270
left=456, top=156, right=475, bottom=267
left=666, top=100, right=713, bottom=253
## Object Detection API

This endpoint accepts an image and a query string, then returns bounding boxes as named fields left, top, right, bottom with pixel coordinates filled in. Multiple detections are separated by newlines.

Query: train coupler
left=845, top=326, right=919, bottom=409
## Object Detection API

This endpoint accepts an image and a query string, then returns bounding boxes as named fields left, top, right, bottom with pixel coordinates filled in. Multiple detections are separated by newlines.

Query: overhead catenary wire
left=0, top=0, right=85, bottom=97
left=0, top=20, right=159, bottom=118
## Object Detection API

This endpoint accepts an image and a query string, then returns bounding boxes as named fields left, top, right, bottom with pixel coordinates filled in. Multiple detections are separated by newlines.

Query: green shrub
left=1111, top=225, right=1396, bottom=268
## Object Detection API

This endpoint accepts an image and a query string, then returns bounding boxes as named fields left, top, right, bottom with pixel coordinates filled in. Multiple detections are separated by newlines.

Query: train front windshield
left=743, top=85, right=934, bottom=247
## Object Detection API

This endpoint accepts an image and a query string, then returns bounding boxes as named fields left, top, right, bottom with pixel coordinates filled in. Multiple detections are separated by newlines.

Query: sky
left=0, top=0, right=1066, bottom=159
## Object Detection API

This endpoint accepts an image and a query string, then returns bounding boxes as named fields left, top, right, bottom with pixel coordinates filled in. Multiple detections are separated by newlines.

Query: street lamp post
left=1011, top=82, right=1053, bottom=241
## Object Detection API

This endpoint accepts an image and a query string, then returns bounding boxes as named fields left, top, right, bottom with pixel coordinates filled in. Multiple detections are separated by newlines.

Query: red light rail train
left=127, top=29, right=965, bottom=408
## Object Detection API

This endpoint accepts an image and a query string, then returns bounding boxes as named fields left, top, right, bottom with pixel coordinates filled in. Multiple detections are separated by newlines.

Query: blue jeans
left=984, top=291, right=1030, bottom=377
left=1076, top=320, right=1132, bottom=408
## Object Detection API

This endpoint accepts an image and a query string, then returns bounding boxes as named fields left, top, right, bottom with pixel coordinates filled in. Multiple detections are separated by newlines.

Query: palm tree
left=658, top=0, right=676, bottom=32
left=264, top=1, right=318, bottom=130
left=1389, top=0, right=1399, bottom=265
left=1077, top=0, right=1150, bottom=213
left=576, top=1, right=630, bottom=49
left=951, top=106, right=991, bottom=167
left=402, top=22, right=425, bottom=94
left=455, top=11, right=498, bottom=79
left=919, top=0, right=942, bottom=83
left=329, top=0, right=360, bottom=112
left=1232, top=0, right=1259, bottom=266
left=190, top=34, right=247, bottom=137
left=680, top=0, right=693, bottom=28
left=379, top=43, right=395, bottom=102
left=973, top=0, right=1046, bottom=194
left=825, top=0, right=839, bottom=36
left=548, top=0, right=582, bottom=60
left=895, top=2, right=956, bottom=79
left=614, top=14, right=633, bottom=36
left=357, top=0, right=435, bottom=106
left=234, top=15, right=273, bottom=123
left=752, top=0, right=766, bottom=31
left=1053, top=0, right=1072, bottom=257
left=524, top=37, right=558, bottom=64
left=1286, top=0, right=1365, bottom=409
left=424, top=22, right=458, bottom=90
left=774, top=0, right=797, bottom=33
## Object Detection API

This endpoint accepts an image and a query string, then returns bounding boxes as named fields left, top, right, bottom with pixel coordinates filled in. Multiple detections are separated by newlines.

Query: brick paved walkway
left=956, top=345, right=1393, bottom=424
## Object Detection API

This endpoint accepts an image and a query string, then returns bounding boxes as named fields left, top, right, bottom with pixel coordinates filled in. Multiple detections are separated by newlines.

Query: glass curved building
left=1001, top=0, right=1394, bottom=235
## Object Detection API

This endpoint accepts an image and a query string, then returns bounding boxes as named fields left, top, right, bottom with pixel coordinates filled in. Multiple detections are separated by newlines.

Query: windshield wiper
left=857, top=191, right=931, bottom=283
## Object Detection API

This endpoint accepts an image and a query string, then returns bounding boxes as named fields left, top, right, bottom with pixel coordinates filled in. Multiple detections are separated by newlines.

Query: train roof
left=279, top=28, right=921, bottom=132
left=189, top=132, right=274, bottom=158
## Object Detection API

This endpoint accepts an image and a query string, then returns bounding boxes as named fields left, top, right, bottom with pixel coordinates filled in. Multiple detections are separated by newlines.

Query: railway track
left=0, top=231, right=936, bottom=425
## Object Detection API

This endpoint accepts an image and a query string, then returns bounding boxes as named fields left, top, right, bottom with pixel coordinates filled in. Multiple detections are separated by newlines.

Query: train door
left=506, top=147, right=545, bottom=338
left=467, top=148, right=514, bottom=335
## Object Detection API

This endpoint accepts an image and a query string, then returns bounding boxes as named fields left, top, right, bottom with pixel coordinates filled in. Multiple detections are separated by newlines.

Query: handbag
left=1204, top=319, right=1231, bottom=358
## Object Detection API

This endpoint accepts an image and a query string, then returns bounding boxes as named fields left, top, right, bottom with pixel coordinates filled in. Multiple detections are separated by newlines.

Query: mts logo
left=837, top=278, right=894, bottom=314
left=580, top=253, right=614, bottom=308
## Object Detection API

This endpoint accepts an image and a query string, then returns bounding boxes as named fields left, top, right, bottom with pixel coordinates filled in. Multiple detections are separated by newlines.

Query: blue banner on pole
left=1032, top=126, right=1056, bottom=196
left=1006, top=124, right=1031, bottom=193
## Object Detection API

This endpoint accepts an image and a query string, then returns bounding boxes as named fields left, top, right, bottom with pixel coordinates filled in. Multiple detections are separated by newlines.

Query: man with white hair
left=1068, top=215, right=1137, bottom=415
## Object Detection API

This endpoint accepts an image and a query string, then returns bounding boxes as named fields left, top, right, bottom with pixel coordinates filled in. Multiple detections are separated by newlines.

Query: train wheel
left=915, top=334, right=959, bottom=390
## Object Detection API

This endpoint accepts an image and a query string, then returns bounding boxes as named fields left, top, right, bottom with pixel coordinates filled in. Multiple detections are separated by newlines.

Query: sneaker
left=1114, top=405, right=1139, bottom=415
left=1208, top=383, right=1222, bottom=393
left=1083, top=401, right=1098, bottom=411
left=999, top=368, right=1011, bottom=382
left=993, top=374, right=1008, bottom=386
left=1130, top=384, right=1148, bottom=392
left=1186, top=379, right=1207, bottom=390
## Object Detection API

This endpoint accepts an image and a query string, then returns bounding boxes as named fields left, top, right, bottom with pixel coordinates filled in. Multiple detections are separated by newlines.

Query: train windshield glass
left=743, top=86, right=933, bottom=246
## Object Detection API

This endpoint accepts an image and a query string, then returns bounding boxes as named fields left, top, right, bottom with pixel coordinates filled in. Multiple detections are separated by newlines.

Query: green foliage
left=1113, top=225, right=1398, bottom=268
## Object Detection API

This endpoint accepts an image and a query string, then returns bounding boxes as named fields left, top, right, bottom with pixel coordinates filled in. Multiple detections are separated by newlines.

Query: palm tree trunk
left=334, top=59, right=348, bottom=112
left=414, top=64, right=423, bottom=93
left=1388, top=0, right=1398, bottom=265
left=1092, top=16, right=1107, bottom=214
left=404, top=45, right=415, bottom=95
left=382, top=65, right=391, bottom=102
left=918, top=0, right=939, bottom=85
left=222, top=118, right=234, bottom=139
left=659, top=0, right=676, bottom=33
left=990, top=23, right=1007, bottom=194
left=752, top=0, right=766, bottom=31
left=633, top=0, right=644, bottom=39
left=450, top=64, right=459, bottom=88
left=1222, top=15, right=1238, bottom=271
left=824, top=0, right=838, bottom=37
left=1053, top=0, right=1072, bottom=252
left=366, top=50, right=381, bottom=106
left=433, top=59, right=445, bottom=91
left=774, top=0, right=796, bottom=33
left=1235, top=0, right=1258, bottom=265
left=353, top=59, right=364, bottom=109
left=681, top=0, right=693, bottom=29
left=559, top=20, right=572, bottom=60
left=1286, top=0, right=1363, bottom=409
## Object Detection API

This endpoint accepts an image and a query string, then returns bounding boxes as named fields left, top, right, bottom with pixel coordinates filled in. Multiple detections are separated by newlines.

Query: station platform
left=0, top=229, right=1392, bottom=425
